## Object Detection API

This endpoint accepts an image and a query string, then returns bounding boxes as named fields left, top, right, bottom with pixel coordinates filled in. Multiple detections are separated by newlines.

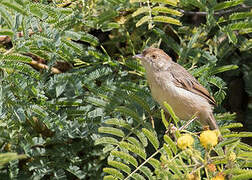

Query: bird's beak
left=133, top=54, right=144, bottom=59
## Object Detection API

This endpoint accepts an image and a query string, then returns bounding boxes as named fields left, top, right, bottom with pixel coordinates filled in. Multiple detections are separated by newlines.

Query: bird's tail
left=208, top=113, right=219, bottom=130
left=208, top=113, right=223, bottom=141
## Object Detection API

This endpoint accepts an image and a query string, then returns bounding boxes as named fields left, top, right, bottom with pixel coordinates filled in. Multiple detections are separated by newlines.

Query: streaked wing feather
left=170, top=63, right=216, bottom=105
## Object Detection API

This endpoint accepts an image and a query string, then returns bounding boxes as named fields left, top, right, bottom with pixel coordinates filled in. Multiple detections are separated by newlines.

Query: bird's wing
left=169, top=63, right=216, bottom=105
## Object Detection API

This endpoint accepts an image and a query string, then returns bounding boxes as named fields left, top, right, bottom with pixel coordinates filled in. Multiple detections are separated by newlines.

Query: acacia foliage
left=0, top=0, right=251, bottom=179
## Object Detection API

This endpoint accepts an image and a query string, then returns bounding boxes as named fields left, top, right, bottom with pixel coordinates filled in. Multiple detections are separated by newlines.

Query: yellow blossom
left=200, top=130, right=218, bottom=148
left=186, top=173, right=199, bottom=180
left=177, top=134, right=194, bottom=150
left=229, top=152, right=236, bottom=161
left=207, top=163, right=216, bottom=172
left=211, top=173, right=225, bottom=180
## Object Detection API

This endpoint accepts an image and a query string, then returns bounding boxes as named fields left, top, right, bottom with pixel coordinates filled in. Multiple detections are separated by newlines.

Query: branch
left=29, top=60, right=62, bottom=74
left=180, top=4, right=252, bottom=17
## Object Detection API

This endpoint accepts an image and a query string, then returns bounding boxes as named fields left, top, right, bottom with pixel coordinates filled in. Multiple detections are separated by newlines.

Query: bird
left=133, top=47, right=219, bottom=130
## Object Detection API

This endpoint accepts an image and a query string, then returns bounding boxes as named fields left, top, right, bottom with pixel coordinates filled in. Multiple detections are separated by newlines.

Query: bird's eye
left=151, top=55, right=157, bottom=59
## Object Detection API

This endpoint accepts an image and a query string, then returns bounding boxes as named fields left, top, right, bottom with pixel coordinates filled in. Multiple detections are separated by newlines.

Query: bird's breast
left=146, top=72, right=212, bottom=120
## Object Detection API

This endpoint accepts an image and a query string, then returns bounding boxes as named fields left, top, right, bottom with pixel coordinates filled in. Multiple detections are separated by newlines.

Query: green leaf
left=142, top=128, right=159, bottom=150
left=105, top=118, right=132, bottom=130
left=119, top=141, right=147, bottom=159
left=31, top=105, right=48, bottom=117
left=153, top=16, right=182, bottom=26
left=101, top=22, right=120, bottom=31
left=127, top=137, right=142, bottom=148
left=86, top=96, right=108, bottom=107
left=95, top=137, right=119, bottom=145
left=0, top=29, right=14, bottom=36
left=79, top=32, right=99, bottom=46
left=62, top=39, right=83, bottom=55
left=132, top=7, right=150, bottom=17
left=166, top=163, right=182, bottom=176
left=132, top=173, right=145, bottom=180
left=151, top=0, right=178, bottom=7
left=1, top=54, right=32, bottom=63
left=164, top=135, right=177, bottom=154
left=229, top=12, right=252, bottom=21
left=186, top=0, right=205, bottom=9
left=163, top=102, right=179, bottom=124
left=66, top=165, right=85, bottom=179
left=64, top=31, right=82, bottom=41
left=98, top=127, right=125, bottom=138
left=239, top=152, right=252, bottom=159
left=111, top=151, right=138, bottom=167
left=115, top=106, right=142, bottom=123
left=108, top=161, right=131, bottom=174
left=139, top=166, right=154, bottom=180
left=209, top=76, right=226, bottom=89
left=164, top=144, right=173, bottom=158
left=98, top=10, right=118, bottom=24
left=152, top=6, right=182, bottom=16
left=244, top=0, right=252, bottom=6
left=225, top=26, right=238, bottom=44
left=130, top=0, right=146, bottom=3
left=134, top=130, right=148, bottom=147
left=29, top=3, right=46, bottom=19
left=1, top=1, right=27, bottom=15
left=161, top=109, right=169, bottom=129
left=211, top=65, right=239, bottom=75
left=0, top=7, right=13, bottom=28
left=0, top=153, right=26, bottom=167
left=221, top=123, right=243, bottom=129
left=224, top=132, right=252, bottom=138
left=104, top=175, right=116, bottom=180
left=237, top=142, right=252, bottom=151
left=232, top=171, right=252, bottom=180
left=103, top=168, right=124, bottom=180
left=148, top=158, right=160, bottom=169
left=128, top=93, right=151, bottom=114
left=214, top=0, right=244, bottom=11
left=56, top=83, right=67, bottom=97
left=230, top=21, right=252, bottom=31
left=136, top=15, right=152, bottom=27
left=103, top=145, right=115, bottom=154
left=153, top=27, right=180, bottom=54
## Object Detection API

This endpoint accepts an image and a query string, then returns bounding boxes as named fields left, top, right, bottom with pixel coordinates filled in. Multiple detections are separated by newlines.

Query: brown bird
left=133, top=48, right=219, bottom=130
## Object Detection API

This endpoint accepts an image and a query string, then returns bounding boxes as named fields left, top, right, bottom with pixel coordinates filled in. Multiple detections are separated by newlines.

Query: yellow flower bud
left=177, top=134, right=194, bottom=150
left=186, top=173, right=195, bottom=180
left=207, top=163, right=216, bottom=172
left=211, top=173, right=225, bottom=180
left=200, top=130, right=218, bottom=149
left=229, top=152, right=236, bottom=161
left=186, top=173, right=199, bottom=180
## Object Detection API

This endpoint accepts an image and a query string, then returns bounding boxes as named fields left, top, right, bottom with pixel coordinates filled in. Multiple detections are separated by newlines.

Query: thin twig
left=125, top=148, right=161, bottom=180
left=179, top=117, right=198, bottom=131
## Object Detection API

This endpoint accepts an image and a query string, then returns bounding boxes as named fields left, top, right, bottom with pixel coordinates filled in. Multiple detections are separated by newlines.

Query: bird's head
left=133, top=48, right=172, bottom=71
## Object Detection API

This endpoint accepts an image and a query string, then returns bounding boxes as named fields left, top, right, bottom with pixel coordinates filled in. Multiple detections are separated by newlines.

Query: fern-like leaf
left=108, top=160, right=131, bottom=174
left=98, top=127, right=125, bottom=138
left=103, top=168, right=124, bottom=180
left=153, top=16, right=182, bottom=26
left=95, top=137, right=119, bottom=145
left=151, top=0, right=178, bottom=7
left=142, top=128, right=159, bottom=150
left=119, top=141, right=147, bottom=159
left=111, top=150, right=138, bottom=167
left=164, top=135, right=177, bottom=154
